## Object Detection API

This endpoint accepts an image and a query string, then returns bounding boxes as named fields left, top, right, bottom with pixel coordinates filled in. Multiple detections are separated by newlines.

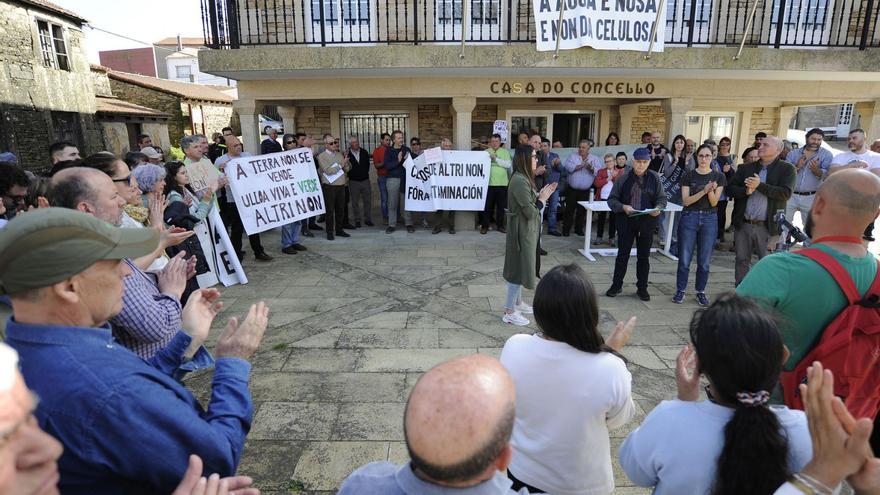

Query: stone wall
left=0, top=2, right=104, bottom=168
left=417, top=104, right=453, bottom=148
left=192, top=101, right=235, bottom=138
left=796, top=105, right=840, bottom=131
left=473, top=104, right=498, bottom=123
left=749, top=107, right=779, bottom=139
left=109, top=79, right=189, bottom=144
left=629, top=105, right=666, bottom=143
left=295, top=106, right=332, bottom=138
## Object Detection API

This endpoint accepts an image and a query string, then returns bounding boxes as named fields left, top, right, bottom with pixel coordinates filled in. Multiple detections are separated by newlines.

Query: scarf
left=123, top=204, right=149, bottom=224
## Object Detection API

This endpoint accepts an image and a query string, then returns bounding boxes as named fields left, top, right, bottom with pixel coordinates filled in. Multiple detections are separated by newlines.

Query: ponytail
left=712, top=406, right=790, bottom=495
left=689, top=293, right=790, bottom=495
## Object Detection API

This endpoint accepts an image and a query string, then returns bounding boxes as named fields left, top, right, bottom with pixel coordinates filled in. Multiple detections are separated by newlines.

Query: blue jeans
left=505, top=283, right=522, bottom=310
left=281, top=221, right=301, bottom=248
left=377, top=176, right=389, bottom=220
left=546, top=189, right=560, bottom=231
left=676, top=209, right=718, bottom=293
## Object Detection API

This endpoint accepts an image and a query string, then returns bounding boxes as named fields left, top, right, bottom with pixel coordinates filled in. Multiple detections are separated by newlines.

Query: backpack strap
left=864, top=258, right=880, bottom=305
left=797, top=248, right=861, bottom=304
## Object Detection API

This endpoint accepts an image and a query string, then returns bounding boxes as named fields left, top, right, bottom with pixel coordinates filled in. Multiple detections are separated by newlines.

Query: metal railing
left=201, top=0, right=879, bottom=48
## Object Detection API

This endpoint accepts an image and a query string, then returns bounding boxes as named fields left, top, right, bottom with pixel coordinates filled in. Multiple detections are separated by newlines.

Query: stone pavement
left=186, top=223, right=740, bottom=494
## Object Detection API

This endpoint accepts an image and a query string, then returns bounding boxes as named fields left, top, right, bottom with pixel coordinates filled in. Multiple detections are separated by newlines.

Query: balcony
left=201, top=0, right=879, bottom=49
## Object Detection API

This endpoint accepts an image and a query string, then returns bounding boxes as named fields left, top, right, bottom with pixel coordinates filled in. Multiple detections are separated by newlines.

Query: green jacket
left=503, top=172, right=541, bottom=289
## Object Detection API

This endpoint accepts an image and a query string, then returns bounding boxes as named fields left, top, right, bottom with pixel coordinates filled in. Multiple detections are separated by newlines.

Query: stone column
left=661, top=98, right=693, bottom=142
left=856, top=101, right=880, bottom=141
left=776, top=106, right=798, bottom=138
left=235, top=100, right=260, bottom=155
left=618, top=103, right=639, bottom=144
left=451, top=96, right=477, bottom=231
left=277, top=105, right=297, bottom=137
left=452, top=96, right=477, bottom=150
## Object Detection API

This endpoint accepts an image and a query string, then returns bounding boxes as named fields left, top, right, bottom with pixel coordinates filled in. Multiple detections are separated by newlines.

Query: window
left=772, top=0, right=829, bottom=28
left=471, top=0, right=500, bottom=24
left=311, top=0, right=340, bottom=25
left=37, top=20, right=69, bottom=70
left=438, top=0, right=463, bottom=25
left=342, top=0, right=370, bottom=25
left=175, top=65, right=192, bottom=79
left=50, top=111, right=80, bottom=144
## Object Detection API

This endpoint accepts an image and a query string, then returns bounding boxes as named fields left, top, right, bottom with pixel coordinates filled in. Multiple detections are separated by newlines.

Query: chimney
left=177, top=34, right=182, bottom=52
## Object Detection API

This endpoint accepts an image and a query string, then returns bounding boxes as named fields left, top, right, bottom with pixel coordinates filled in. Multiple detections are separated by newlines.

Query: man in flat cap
left=1, top=208, right=269, bottom=494
left=606, top=147, right=667, bottom=301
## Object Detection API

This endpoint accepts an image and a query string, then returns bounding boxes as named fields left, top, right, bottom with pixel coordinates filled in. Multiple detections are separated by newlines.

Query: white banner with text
left=226, top=148, right=326, bottom=235
left=533, top=0, right=666, bottom=52
left=404, top=149, right=491, bottom=212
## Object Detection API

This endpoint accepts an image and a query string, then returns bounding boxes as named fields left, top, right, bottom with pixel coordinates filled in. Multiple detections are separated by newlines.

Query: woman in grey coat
left=501, top=144, right=557, bottom=326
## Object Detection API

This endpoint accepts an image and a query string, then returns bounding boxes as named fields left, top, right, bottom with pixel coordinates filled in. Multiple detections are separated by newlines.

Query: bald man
left=338, top=355, right=528, bottom=494
left=738, top=168, right=880, bottom=379
left=872, top=138, right=880, bottom=154
left=728, top=135, right=796, bottom=285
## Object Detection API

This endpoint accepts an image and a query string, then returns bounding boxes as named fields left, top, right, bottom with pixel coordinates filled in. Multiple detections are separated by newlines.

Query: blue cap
left=633, top=148, right=651, bottom=161
left=0, top=152, right=17, bottom=163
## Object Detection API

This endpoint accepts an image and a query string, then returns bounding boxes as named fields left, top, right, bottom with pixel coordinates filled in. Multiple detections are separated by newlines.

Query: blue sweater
left=383, top=145, right=410, bottom=179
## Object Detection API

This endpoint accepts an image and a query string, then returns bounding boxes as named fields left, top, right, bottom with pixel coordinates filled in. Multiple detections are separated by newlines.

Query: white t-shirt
left=500, top=334, right=635, bottom=495
left=619, top=399, right=812, bottom=495
left=831, top=149, right=880, bottom=170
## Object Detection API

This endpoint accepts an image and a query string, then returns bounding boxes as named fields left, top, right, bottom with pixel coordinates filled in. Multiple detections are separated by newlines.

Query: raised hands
left=172, top=455, right=260, bottom=495
left=215, top=302, right=270, bottom=361
left=675, top=345, right=701, bottom=401
left=180, top=288, right=223, bottom=358
left=606, top=316, right=636, bottom=351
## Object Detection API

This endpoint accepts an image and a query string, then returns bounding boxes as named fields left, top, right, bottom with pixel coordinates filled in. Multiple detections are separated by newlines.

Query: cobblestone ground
left=186, top=222, right=742, bottom=494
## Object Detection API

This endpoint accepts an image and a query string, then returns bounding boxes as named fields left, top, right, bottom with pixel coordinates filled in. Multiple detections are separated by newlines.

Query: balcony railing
left=201, top=0, right=879, bottom=49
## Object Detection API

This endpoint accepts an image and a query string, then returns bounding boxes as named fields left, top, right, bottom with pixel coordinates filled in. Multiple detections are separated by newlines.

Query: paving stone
left=249, top=402, right=339, bottom=441
left=249, top=372, right=408, bottom=403
left=332, top=403, right=406, bottom=440
left=405, top=312, right=463, bottom=328
left=337, top=327, right=438, bottom=348
left=282, top=349, right=362, bottom=372
left=343, top=311, right=409, bottom=328
left=292, top=441, right=390, bottom=491
left=621, top=346, right=668, bottom=370
left=238, top=440, right=307, bottom=490
left=357, top=348, right=478, bottom=372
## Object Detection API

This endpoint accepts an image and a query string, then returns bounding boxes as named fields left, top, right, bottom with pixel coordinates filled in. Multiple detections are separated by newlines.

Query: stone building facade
left=0, top=0, right=103, bottom=169
left=107, top=70, right=236, bottom=147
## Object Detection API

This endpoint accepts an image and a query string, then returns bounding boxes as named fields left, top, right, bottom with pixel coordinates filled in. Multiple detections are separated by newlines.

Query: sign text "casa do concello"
left=489, top=81, right=656, bottom=95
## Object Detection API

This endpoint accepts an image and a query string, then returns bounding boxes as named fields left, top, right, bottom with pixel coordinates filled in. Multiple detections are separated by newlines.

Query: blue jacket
left=5, top=319, right=253, bottom=494
left=383, top=145, right=410, bottom=179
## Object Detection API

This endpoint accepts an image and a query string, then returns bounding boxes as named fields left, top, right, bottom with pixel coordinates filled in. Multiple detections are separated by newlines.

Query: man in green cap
left=2, top=207, right=269, bottom=493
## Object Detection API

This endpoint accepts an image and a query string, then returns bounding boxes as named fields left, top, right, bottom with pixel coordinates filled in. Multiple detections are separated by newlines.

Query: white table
left=577, top=201, right=683, bottom=262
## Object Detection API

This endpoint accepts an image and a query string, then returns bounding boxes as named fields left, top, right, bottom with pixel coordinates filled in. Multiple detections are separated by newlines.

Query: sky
left=51, top=0, right=204, bottom=63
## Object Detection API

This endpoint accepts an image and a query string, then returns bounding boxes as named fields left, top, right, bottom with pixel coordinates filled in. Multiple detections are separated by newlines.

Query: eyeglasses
left=285, top=140, right=295, bottom=145
left=697, top=154, right=713, bottom=158
left=113, top=175, right=133, bottom=186
left=3, top=194, right=26, bottom=204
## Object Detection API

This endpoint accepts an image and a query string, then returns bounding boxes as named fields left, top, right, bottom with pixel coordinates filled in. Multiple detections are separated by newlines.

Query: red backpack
left=779, top=248, right=880, bottom=420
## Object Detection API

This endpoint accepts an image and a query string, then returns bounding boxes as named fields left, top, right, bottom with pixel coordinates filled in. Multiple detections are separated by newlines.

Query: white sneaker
left=502, top=312, right=530, bottom=326
left=515, top=302, right=534, bottom=314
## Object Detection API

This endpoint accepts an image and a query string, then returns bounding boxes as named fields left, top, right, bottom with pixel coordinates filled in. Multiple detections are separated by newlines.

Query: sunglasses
left=285, top=140, right=295, bottom=145
left=113, top=175, right=133, bottom=186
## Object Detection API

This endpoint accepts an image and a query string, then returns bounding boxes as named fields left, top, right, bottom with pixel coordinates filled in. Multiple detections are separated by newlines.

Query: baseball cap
left=0, top=208, right=158, bottom=295
left=141, top=147, right=162, bottom=159
left=633, top=148, right=651, bottom=161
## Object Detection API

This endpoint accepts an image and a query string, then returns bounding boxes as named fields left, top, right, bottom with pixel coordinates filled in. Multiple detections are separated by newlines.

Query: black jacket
left=347, top=148, right=371, bottom=181
left=727, top=158, right=796, bottom=235
left=261, top=138, right=282, bottom=155
left=607, top=169, right=668, bottom=214
left=163, top=201, right=209, bottom=275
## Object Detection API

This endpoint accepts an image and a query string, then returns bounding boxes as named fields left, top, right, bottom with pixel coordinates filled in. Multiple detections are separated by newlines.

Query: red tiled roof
left=95, top=96, right=170, bottom=117
left=14, top=0, right=87, bottom=23
left=107, top=70, right=234, bottom=104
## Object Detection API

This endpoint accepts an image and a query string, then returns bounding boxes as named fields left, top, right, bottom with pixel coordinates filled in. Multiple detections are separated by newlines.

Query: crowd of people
left=2, top=124, right=880, bottom=495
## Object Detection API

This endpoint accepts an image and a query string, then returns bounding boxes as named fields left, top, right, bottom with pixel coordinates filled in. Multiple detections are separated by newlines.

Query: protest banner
left=493, top=120, right=509, bottom=143
left=185, top=157, right=221, bottom=192
left=533, top=0, right=666, bottom=52
left=226, top=148, right=326, bottom=235
left=404, top=148, right=491, bottom=212
left=194, top=208, right=248, bottom=288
